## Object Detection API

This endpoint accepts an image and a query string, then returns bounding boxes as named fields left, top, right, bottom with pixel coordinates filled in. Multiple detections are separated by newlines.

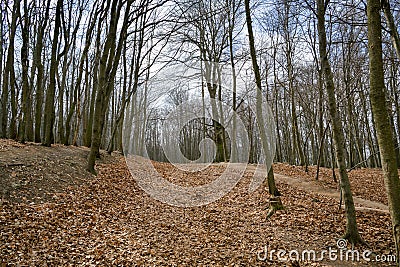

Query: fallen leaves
left=0, top=141, right=397, bottom=266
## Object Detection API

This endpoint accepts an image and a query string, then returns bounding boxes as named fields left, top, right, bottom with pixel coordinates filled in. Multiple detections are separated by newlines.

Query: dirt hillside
left=0, top=139, right=116, bottom=204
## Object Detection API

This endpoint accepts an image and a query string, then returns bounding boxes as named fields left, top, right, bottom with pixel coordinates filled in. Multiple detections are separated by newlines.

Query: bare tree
left=42, top=0, right=63, bottom=146
left=18, top=0, right=33, bottom=142
left=245, top=0, right=280, bottom=197
left=87, top=0, right=133, bottom=174
left=316, top=0, right=363, bottom=244
left=367, top=0, right=400, bottom=260
left=33, top=0, right=51, bottom=143
left=1, top=0, right=19, bottom=139
left=381, top=0, right=400, bottom=59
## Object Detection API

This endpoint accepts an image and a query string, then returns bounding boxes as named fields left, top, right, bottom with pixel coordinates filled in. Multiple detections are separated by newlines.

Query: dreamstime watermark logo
left=122, top=60, right=276, bottom=207
left=256, top=239, right=396, bottom=263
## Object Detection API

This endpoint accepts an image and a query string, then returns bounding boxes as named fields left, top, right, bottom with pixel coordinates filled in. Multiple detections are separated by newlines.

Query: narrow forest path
left=218, top=163, right=389, bottom=213
left=273, top=173, right=389, bottom=213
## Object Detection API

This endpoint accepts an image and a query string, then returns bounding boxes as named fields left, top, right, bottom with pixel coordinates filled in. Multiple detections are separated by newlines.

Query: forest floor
left=0, top=139, right=397, bottom=266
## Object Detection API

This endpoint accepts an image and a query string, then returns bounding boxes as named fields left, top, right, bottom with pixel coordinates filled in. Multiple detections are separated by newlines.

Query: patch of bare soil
left=0, top=139, right=116, bottom=204
left=0, top=144, right=397, bottom=266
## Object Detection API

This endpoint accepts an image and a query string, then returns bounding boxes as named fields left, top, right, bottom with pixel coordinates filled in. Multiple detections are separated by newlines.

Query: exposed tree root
left=266, top=196, right=284, bottom=219
left=342, top=232, right=366, bottom=246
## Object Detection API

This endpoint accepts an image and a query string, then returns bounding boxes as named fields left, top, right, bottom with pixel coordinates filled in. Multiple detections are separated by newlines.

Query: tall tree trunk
left=204, top=63, right=225, bottom=163
left=84, top=11, right=104, bottom=148
left=217, top=72, right=228, bottom=162
left=317, top=0, right=362, bottom=244
left=87, top=0, right=131, bottom=174
left=1, top=1, right=19, bottom=138
left=34, top=0, right=51, bottom=143
left=64, top=60, right=77, bottom=146
left=19, top=0, right=33, bottom=142
left=245, top=0, right=280, bottom=196
left=9, top=58, right=17, bottom=140
left=18, top=0, right=31, bottom=143
left=381, top=0, right=400, bottom=59
left=283, top=0, right=305, bottom=166
left=317, top=69, right=325, bottom=167
left=57, top=56, right=67, bottom=144
left=273, top=47, right=283, bottom=163
left=227, top=0, right=238, bottom=163
left=58, top=2, right=71, bottom=144
left=42, top=0, right=62, bottom=146
left=106, top=21, right=144, bottom=153
left=316, top=124, right=328, bottom=180
left=367, top=0, right=400, bottom=261
left=389, top=55, right=400, bottom=167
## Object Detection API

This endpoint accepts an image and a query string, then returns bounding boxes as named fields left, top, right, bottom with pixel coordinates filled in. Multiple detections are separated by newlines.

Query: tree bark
left=245, top=0, right=280, bottom=197
left=317, top=0, right=362, bottom=244
left=87, top=0, right=132, bottom=174
left=42, top=0, right=62, bottom=146
left=18, top=0, right=33, bottom=142
left=381, top=0, right=400, bottom=59
left=227, top=0, right=238, bottom=163
left=1, top=1, right=19, bottom=138
left=87, top=0, right=120, bottom=173
left=34, top=0, right=51, bottom=143
left=367, top=0, right=400, bottom=260
left=283, top=0, right=305, bottom=166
